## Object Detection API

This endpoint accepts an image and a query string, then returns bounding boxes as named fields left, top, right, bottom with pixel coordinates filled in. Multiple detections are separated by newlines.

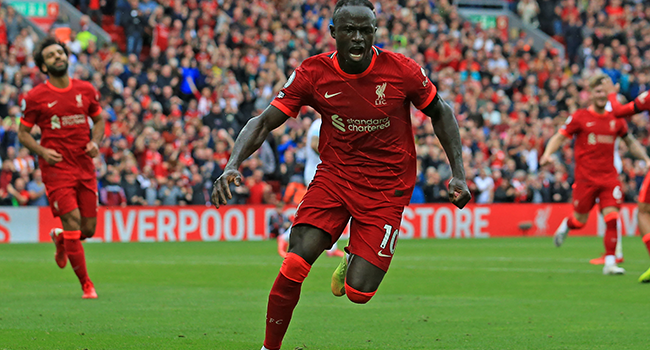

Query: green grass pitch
left=1, top=237, right=649, bottom=350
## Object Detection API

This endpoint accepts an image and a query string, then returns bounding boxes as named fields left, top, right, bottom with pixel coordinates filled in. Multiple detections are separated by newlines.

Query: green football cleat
left=331, top=254, right=347, bottom=297
left=638, top=266, right=650, bottom=283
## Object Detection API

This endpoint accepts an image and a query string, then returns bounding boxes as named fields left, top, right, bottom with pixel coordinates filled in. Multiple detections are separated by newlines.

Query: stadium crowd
left=0, top=0, right=648, bottom=208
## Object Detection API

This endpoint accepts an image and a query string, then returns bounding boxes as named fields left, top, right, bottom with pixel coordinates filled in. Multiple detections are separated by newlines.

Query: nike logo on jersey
left=586, top=122, right=596, bottom=127
left=377, top=250, right=392, bottom=258
left=324, top=91, right=342, bottom=99
left=48, top=101, right=58, bottom=108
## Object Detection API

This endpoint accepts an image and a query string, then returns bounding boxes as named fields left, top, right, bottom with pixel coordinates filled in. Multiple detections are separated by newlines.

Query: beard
left=46, top=61, right=68, bottom=77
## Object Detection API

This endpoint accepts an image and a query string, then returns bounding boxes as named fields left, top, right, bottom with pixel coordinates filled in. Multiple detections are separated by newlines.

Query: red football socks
left=603, top=213, right=618, bottom=256
left=62, top=230, right=90, bottom=286
left=567, top=216, right=585, bottom=230
left=263, top=253, right=311, bottom=350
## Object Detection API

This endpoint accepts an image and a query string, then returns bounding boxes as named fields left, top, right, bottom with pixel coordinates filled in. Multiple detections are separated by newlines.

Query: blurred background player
left=269, top=201, right=292, bottom=258
left=304, top=114, right=345, bottom=258
left=211, top=1, right=471, bottom=349
left=17, top=37, right=104, bottom=299
left=541, top=74, right=650, bottom=275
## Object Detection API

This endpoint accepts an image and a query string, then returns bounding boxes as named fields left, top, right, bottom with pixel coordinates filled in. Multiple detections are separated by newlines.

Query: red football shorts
left=571, top=180, right=623, bottom=214
left=639, top=173, right=650, bottom=204
left=46, top=177, right=98, bottom=218
left=293, top=174, right=405, bottom=272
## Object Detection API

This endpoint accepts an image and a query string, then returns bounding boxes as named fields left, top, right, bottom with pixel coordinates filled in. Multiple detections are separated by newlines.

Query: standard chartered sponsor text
left=332, top=114, right=391, bottom=133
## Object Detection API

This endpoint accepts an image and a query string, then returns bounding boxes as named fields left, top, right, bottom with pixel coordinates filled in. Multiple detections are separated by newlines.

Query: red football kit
left=21, top=79, right=102, bottom=217
left=270, top=47, right=437, bottom=271
left=608, top=92, right=650, bottom=204
left=559, top=107, right=627, bottom=213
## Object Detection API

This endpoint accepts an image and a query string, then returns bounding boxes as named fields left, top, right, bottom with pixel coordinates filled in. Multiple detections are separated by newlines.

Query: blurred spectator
left=421, top=167, right=448, bottom=203
left=268, top=201, right=291, bottom=239
left=0, top=0, right=647, bottom=209
left=6, top=177, right=29, bottom=206
left=189, top=173, right=208, bottom=205
left=122, top=169, right=146, bottom=205
left=27, top=168, right=47, bottom=206
left=120, top=0, right=146, bottom=55
left=517, top=0, right=540, bottom=28
left=101, top=171, right=127, bottom=206
left=283, top=174, right=306, bottom=206
left=550, top=170, right=572, bottom=203
left=474, top=168, right=495, bottom=204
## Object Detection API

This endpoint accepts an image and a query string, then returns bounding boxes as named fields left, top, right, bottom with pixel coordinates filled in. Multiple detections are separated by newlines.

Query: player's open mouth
left=349, top=47, right=364, bottom=61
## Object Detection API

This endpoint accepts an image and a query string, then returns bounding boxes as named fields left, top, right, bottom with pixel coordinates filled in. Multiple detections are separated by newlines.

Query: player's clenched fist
left=41, top=148, right=62, bottom=165
left=211, top=168, right=243, bottom=208
left=447, top=177, right=471, bottom=209
left=85, top=141, right=99, bottom=158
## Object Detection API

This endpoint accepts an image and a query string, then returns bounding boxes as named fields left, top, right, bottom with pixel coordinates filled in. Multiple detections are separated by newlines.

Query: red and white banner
left=0, top=203, right=641, bottom=244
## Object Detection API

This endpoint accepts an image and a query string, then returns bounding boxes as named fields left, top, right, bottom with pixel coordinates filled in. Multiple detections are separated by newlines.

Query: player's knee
left=279, top=252, right=311, bottom=283
left=80, top=219, right=96, bottom=239
left=344, top=282, right=376, bottom=304
left=81, top=227, right=95, bottom=239
left=604, top=211, right=619, bottom=224
left=61, top=213, right=81, bottom=230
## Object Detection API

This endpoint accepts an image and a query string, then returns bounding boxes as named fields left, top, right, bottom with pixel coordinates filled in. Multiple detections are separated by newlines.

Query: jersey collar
left=332, top=46, right=378, bottom=79
left=45, top=78, right=73, bottom=93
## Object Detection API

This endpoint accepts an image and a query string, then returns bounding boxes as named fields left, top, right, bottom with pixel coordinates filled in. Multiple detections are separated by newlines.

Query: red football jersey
left=21, top=79, right=102, bottom=183
left=559, top=108, right=627, bottom=185
left=270, top=47, right=437, bottom=205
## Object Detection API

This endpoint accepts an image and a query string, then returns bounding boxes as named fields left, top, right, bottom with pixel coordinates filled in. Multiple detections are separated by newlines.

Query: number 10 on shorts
left=381, top=224, right=399, bottom=255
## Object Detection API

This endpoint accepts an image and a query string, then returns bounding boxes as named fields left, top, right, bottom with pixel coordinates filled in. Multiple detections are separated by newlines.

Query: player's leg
left=47, top=187, right=78, bottom=269
left=598, top=183, right=625, bottom=275
left=262, top=177, right=349, bottom=350
left=600, top=206, right=624, bottom=275
left=263, top=224, right=333, bottom=350
left=636, top=175, right=650, bottom=281
left=71, top=180, right=99, bottom=298
left=554, top=211, right=589, bottom=247
left=80, top=217, right=97, bottom=240
left=638, top=203, right=650, bottom=251
left=337, top=204, right=404, bottom=304
left=555, top=182, right=594, bottom=247
left=58, top=208, right=97, bottom=295
left=637, top=176, right=650, bottom=257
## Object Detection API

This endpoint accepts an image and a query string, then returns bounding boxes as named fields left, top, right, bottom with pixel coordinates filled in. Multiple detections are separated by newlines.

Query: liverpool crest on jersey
left=375, top=83, right=387, bottom=106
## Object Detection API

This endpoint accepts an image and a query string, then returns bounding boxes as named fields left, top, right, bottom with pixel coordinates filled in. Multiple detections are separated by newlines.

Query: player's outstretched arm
left=421, top=95, right=471, bottom=209
left=604, top=79, right=649, bottom=118
left=622, top=134, right=650, bottom=166
left=17, top=123, right=62, bottom=165
left=539, top=132, right=568, bottom=166
left=211, top=105, right=290, bottom=208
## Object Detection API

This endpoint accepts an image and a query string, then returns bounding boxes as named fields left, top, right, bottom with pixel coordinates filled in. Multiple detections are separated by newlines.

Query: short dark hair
left=333, top=0, right=375, bottom=24
left=34, top=37, right=69, bottom=74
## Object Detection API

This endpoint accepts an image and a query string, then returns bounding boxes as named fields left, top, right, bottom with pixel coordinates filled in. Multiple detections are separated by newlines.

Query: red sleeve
left=402, top=56, right=437, bottom=110
left=608, top=93, right=636, bottom=118
left=88, top=84, right=102, bottom=117
left=20, top=93, right=38, bottom=128
left=269, top=64, right=312, bottom=118
left=560, top=113, right=580, bottom=137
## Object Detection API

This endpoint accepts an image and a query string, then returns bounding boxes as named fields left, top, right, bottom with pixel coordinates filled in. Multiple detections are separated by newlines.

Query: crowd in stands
left=0, top=0, right=648, bottom=208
